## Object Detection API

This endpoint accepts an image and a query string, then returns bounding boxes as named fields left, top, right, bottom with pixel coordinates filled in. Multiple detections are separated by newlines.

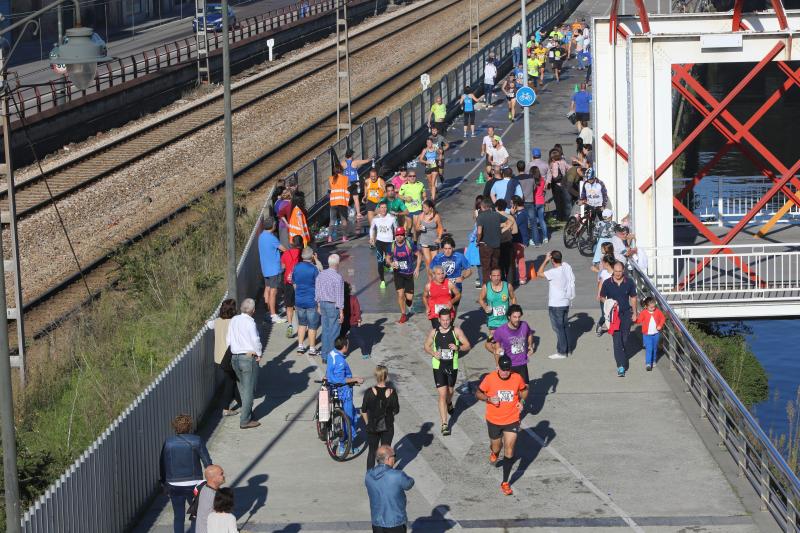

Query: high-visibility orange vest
left=288, top=206, right=310, bottom=246
left=329, top=174, right=350, bottom=207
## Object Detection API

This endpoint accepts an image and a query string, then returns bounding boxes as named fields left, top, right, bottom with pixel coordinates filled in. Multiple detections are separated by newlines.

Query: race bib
left=440, top=349, right=454, bottom=360
left=397, top=261, right=408, bottom=270
left=497, top=390, right=514, bottom=403
left=510, top=342, right=523, bottom=355
left=435, top=304, right=449, bottom=313
left=492, top=306, right=506, bottom=317
left=369, top=190, right=380, bottom=200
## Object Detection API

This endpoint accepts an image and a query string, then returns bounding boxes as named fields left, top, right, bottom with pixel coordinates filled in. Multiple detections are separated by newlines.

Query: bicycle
left=314, top=379, right=357, bottom=461
left=562, top=204, right=599, bottom=257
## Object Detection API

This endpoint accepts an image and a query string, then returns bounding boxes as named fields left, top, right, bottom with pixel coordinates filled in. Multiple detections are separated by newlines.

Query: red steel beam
left=610, top=0, right=619, bottom=44
left=602, top=133, right=629, bottom=161
left=771, top=0, right=789, bottom=30
left=632, top=0, right=651, bottom=33
left=732, top=0, right=744, bottom=32
left=639, top=41, right=786, bottom=193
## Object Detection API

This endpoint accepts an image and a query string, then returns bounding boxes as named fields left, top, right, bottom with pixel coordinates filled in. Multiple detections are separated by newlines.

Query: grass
left=774, top=386, right=800, bottom=476
left=2, top=193, right=255, bottom=526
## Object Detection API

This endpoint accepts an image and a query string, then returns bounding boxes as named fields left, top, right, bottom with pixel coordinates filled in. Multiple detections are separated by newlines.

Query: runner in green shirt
left=382, top=183, right=410, bottom=232
left=478, top=268, right=517, bottom=357
left=428, top=95, right=447, bottom=133
left=399, top=170, right=427, bottom=217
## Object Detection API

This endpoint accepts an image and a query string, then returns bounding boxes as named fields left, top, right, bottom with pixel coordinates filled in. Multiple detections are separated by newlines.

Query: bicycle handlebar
left=313, top=379, right=357, bottom=387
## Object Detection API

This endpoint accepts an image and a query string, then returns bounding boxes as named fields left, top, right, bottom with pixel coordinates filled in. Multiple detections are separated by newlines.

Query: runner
left=341, top=149, right=372, bottom=220
left=386, top=227, right=421, bottom=324
left=429, top=125, right=449, bottom=190
left=422, top=265, right=460, bottom=329
left=549, top=39, right=566, bottom=82
left=459, top=87, right=481, bottom=138
left=428, top=95, right=447, bottom=134
left=487, top=136, right=510, bottom=171
left=480, top=126, right=496, bottom=163
left=429, top=236, right=472, bottom=310
left=475, top=355, right=528, bottom=495
left=369, top=201, right=397, bottom=290
left=362, top=168, right=386, bottom=228
left=423, top=308, right=471, bottom=436
left=399, top=169, right=426, bottom=223
left=478, top=268, right=517, bottom=354
left=502, top=74, right=517, bottom=121
left=383, top=183, right=410, bottom=233
left=389, top=165, right=408, bottom=191
left=416, top=200, right=444, bottom=276
left=328, top=165, right=351, bottom=242
left=491, top=305, right=534, bottom=383
left=418, top=138, right=441, bottom=202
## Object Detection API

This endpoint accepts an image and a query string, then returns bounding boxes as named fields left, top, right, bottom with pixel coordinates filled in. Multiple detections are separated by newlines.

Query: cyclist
left=491, top=305, right=534, bottom=383
left=475, top=355, right=528, bottom=495
left=423, top=265, right=460, bottom=329
left=429, top=236, right=472, bottom=311
left=579, top=168, right=608, bottom=222
left=386, top=227, right=421, bottom=324
left=478, top=267, right=516, bottom=356
left=326, top=336, right=365, bottom=454
left=369, top=201, right=397, bottom=289
left=341, top=149, right=372, bottom=221
left=423, top=307, right=471, bottom=436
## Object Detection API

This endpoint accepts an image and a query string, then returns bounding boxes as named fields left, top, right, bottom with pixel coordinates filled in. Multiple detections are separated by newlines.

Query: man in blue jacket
left=365, top=445, right=415, bottom=532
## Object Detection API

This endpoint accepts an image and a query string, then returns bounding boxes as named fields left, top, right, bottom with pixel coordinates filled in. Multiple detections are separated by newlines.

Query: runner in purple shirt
left=491, top=304, right=534, bottom=383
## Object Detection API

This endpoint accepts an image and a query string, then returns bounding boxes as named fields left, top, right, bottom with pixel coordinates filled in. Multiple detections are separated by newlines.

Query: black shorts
left=505, top=94, right=514, bottom=101
left=552, top=60, right=564, bottom=70
left=394, top=272, right=414, bottom=294
left=511, top=363, right=529, bottom=384
left=264, top=274, right=281, bottom=289
left=365, top=201, right=380, bottom=212
left=283, top=282, right=295, bottom=307
left=330, top=205, right=348, bottom=222
left=425, top=166, right=439, bottom=175
left=433, top=364, right=458, bottom=388
left=348, top=181, right=361, bottom=196
left=487, top=420, right=520, bottom=440
left=463, top=111, right=476, bottom=126
left=575, top=112, right=590, bottom=123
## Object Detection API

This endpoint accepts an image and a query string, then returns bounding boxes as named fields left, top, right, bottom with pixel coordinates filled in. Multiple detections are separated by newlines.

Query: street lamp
left=0, top=2, right=108, bottom=531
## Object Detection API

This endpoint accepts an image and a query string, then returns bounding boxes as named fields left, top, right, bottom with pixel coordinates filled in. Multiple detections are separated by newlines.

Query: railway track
left=17, top=0, right=539, bottom=340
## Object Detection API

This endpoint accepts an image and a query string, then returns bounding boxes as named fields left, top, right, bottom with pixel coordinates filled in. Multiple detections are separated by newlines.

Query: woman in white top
left=207, top=299, right=240, bottom=416
left=208, top=487, right=239, bottom=533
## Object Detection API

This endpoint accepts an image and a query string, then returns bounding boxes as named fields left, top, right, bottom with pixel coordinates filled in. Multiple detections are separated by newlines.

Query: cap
left=493, top=135, right=502, bottom=142
left=498, top=355, right=513, bottom=371
left=395, top=227, right=406, bottom=236
left=532, top=148, right=542, bottom=158
left=602, top=208, right=613, bottom=219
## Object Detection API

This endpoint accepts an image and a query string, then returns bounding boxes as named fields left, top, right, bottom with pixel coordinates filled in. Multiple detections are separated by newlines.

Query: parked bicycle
left=562, top=204, right=598, bottom=257
left=314, top=379, right=358, bottom=461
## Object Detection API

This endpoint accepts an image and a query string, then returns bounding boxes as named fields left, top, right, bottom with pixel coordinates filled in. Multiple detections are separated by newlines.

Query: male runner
left=476, top=355, right=528, bottom=495
left=422, top=265, right=461, bottom=329
left=399, top=170, right=427, bottom=220
left=362, top=168, right=387, bottom=228
left=429, top=236, right=472, bottom=310
left=423, top=308, right=471, bottom=436
left=386, top=227, right=420, bottom=323
left=383, top=184, right=410, bottom=232
left=491, top=305, right=534, bottom=383
left=341, top=149, right=372, bottom=220
left=369, top=201, right=397, bottom=289
left=478, top=268, right=516, bottom=354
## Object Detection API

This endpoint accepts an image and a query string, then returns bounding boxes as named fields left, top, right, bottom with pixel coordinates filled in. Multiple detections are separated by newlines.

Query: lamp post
left=221, top=0, right=237, bottom=303
left=520, top=0, right=531, bottom=165
left=0, top=3, right=107, bottom=529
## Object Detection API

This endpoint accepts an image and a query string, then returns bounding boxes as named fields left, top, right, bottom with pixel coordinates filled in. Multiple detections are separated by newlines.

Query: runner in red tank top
left=423, top=265, right=461, bottom=329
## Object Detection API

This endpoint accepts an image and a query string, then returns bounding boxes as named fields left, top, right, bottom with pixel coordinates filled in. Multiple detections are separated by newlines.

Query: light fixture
left=49, top=27, right=109, bottom=91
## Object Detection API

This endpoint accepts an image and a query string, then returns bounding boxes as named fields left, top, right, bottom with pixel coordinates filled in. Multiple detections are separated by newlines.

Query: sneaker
left=441, top=423, right=451, bottom=436
left=222, top=408, right=239, bottom=416
left=543, top=237, right=549, bottom=244
left=500, top=482, right=514, bottom=496
left=595, top=325, right=604, bottom=337
left=489, top=450, right=498, bottom=464
left=308, top=347, right=320, bottom=356
left=471, top=132, right=477, bottom=138
left=508, top=112, right=513, bottom=120
left=528, top=239, right=536, bottom=246
left=286, top=325, right=294, bottom=338
left=617, top=367, right=625, bottom=377
left=271, top=314, right=287, bottom=324
left=397, top=314, right=408, bottom=324
left=240, top=421, right=261, bottom=429
left=463, top=131, right=468, bottom=138
left=447, top=401, right=454, bottom=415
left=362, top=352, right=371, bottom=360
left=379, top=281, right=386, bottom=289
left=548, top=353, right=567, bottom=359
left=296, top=344, right=307, bottom=354
left=474, top=279, right=481, bottom=288
left=646, top=364, right=652, bottom=372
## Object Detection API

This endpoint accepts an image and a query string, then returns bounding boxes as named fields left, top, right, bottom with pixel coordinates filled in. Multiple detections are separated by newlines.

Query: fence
left=629, top=262, right=800, bottom=531
left=9, top=0, right=338, bottom=119
left=20, top=0, right=575, bottom=529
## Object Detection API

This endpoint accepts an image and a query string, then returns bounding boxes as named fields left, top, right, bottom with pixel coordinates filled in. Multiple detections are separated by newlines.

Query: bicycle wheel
left=563, top=217, right=580, bottom=248
left=577, top=226, right=595, bottom=257
left=325, top=408, right=352, bottom=461
left=314, top=403, right=327, bottom=442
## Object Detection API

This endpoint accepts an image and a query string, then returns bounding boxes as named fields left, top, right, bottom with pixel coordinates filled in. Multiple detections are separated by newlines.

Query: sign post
left=520, top=0, right=531, bottom=164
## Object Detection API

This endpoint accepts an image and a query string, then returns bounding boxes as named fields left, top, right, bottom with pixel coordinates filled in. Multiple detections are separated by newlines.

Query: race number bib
left=397, top=261, right=408, bottom=270
left=510, top=342, right=524, bottom=355
left=492, top=306, right=506, bottom=317
left=497, top=390, right=514, bottom=403
left=440, top=349, right=454, bottom=360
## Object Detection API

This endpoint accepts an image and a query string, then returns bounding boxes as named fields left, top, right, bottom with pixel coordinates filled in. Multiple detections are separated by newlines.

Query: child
left=340, top=282, right=367, bottom=359
left=207, top=488, right=238, bottom=533
left=591, top=241, right=614, bottom=273
left=636, top=296, right=666, bottom=371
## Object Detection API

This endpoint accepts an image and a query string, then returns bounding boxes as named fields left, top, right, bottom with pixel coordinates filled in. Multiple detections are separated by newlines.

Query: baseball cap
left=493, top=135, right=502, bottom=142
left=395, top=227, right=406, bottom=236
left=532, top=148, right=542, bottom=158
left=602, top=208, right=613, bottom=219
left=498, top=355, right=513, bottom=371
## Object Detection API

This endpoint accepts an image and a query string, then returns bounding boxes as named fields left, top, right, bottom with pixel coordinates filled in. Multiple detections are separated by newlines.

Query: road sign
left=516, top=86, right=536, bottom=107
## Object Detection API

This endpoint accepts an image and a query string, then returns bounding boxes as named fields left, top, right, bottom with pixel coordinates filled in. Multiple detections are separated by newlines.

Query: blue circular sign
left=516, top=86, right=536, bottom=107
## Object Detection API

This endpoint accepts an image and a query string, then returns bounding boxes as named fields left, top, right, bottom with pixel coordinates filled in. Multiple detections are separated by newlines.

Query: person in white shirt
left=535, top=250, right=575, bottom=359
left=207, top=488, right=239, bottom=533
left=511, top=30, right=523, bottom=67
left=369, top=202, right=397, bottom=288
left=480, top=126, right=496, bottom=160
left=579, top=124, right=594, bottom=145
left=487, top=136, right=509, bottom=170
left=484, top=54, right=498, bottom=106
left=226, top=298, right=263, bottom=429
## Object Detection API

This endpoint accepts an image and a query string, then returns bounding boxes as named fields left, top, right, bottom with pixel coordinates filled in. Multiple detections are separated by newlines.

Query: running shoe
left=397, top=314, right=408, bottom=324
left=471, top=132, right=477, bottom=138
left=548, top=353, right=567, bottom=359
left=286, top=325, right=294, bottom=338
left=508, top=112, right=513, bottom=120
left=308, top=347, right=320, bottom=356
left=379, top=281, right=386, bottom=289
left=489, top=450, right=498, bottom=464
left=646, top=364, right=652, bottom=372
left=463, top=131, right=467, bottom=138
left=447, top=401, right=454, bottom=415
left=500, top=482, right=514, bottom=496
left=543, top=237, right=549, bottom=244
left=617, top=366, right=625, bottom=377
left=474, top=279, right=481, bottom=288
left=296, top=344, right=307, bottom=354
left=441, top=423, right=451, bottom=436
left=528, top=239, right=536, bottom=246
left=271, top=314, right=287, bottom=324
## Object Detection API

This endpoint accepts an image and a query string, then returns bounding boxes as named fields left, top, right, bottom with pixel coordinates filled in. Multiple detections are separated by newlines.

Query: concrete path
left=136, top=1, right=778, bottom=531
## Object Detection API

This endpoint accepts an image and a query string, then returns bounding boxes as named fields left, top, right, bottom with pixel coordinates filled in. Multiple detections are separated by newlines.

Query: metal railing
left=20, top=0, right=575, bottom=529
left=644, top=243, right=800, bottom=303
left=629, top=262, right=800, bottom=531
left=8, top=0, right=338, bottom=119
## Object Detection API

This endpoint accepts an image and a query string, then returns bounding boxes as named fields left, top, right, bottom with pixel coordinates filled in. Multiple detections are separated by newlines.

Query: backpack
left=187, top=481, right=207, bottom=520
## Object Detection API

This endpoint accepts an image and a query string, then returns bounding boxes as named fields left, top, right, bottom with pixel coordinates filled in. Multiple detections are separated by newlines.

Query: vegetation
left=774, top=386, right=800, bottom=476
left=1, top=193, right=254, bottom=526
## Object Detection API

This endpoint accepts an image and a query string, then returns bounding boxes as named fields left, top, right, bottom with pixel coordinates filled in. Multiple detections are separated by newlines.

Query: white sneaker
left=271, top=314, right=287, bottom=324
left=543, top=237, right=549, bottom=244
left=548, top=353, right=567, bottom=359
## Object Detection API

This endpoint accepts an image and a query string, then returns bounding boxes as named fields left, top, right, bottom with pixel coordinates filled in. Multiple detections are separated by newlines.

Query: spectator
left=195, top=465, right=225, bottom=533
left=511, top=29, right=523, bottom=67
left=511, top=196, right=530, bottom=284
left=476, top=197, right=503, bottom=284
left=529, top=166, right=548, bottom=246
left=280, top=235, right=303, bottom=338
left=227, top=298, right=263, bottom=429
left=207, top=488, right=238, bottom=533
left=288, top=192, right=310, bottom=246
left=207, top=299, right=241, bottom=416
left=636, top=296, right=666, bottom=371
left=259, top=216, right=287, bottom=325
left=159, top=414, right=212, bottom=533
left=365, top=445, right=415, bottom=533
left=490, top=166, right=522, bottom=205
left=535, top=250, right=575, bottom=360
left=548, top=148, right=571, bottom=221
left=595, top=254, right=615, bottom=336
left=495, top=198, right=518, bottom=283
left=592, top=209, right=616, bottom=266
left=341, top=282, right=366, bottom=358
left=362, top=365, right=399, bottom=470
left=600, top=262, right=639, bottom=377
left=316, top=253, right=345, bottom=358
left=294, top=247, right=321, bottom=356
left=484, top=53, right=498, bottom=106
left=611, top=224, right=634, bottom=265
left=525, top=147, right=550, bottom=187
left=273, top=186, right=292, bottom=248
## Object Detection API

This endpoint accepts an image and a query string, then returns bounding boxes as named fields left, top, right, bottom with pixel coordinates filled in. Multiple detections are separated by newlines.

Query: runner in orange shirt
left=475, top=355, right=528, bottom=495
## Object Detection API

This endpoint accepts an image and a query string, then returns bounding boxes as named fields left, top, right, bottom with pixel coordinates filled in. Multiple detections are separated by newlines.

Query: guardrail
left=20, top=0, right=575, bottom=529
left=643, top=243, right=800, bottom=303
left=629, top=261, right=800, bottom=531
left=8, top=0, right=336, bottom=119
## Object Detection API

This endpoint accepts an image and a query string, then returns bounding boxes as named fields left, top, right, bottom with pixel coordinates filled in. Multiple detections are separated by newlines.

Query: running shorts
left=575, top=112, right=590, bottom=123
left=433, top=363, right=458, bottom=388
left=463, top=111, right=476, bottom=126
left=264, top=274, right=281, bottom=289
left=283, top=282, right=296, bottom=308
left=365, top=201, right=380, bottom=212
left=394, top=272, right=415, bottom=294
left=487, top=420, right=520, bottom=440
left=511, top=363, right=529, bottom=384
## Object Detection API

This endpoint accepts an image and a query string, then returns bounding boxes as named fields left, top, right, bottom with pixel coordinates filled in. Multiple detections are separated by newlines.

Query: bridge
left=17, top=0, right=800, bottom=530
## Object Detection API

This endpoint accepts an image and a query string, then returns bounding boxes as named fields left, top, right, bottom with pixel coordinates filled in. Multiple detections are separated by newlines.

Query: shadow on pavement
left=410, top=504, right=457, bottom=532
left=457, top=308, right=488, bottom=347
left=509, top=420, right=556, bottom=486
left=349, top=317, right=388, bottom=358
left=394, top=422, right=434, bottom=471
left=236, top=473, right=269, bottom=527
left=527, top=370, right=558, bottom=416
left=568, top=311, right=594, bottom=353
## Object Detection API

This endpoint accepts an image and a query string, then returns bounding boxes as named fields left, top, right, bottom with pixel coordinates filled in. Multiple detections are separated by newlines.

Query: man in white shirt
left=369, top=202, right=397, bottom=289
left=226, top=298, right=263, bottom=429
left=484, top=54, right=498, bottom=106
left=480, top=126, right=496, bottom=160
left=535, top=250, right=575, bottom=359
left=511, top=30, right=523, bottom=68
left=487, top=136, right=509, bottom=170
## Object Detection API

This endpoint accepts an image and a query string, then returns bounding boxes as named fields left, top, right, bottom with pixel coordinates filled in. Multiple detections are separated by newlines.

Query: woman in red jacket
left=636, top=296, right=666, bottom=371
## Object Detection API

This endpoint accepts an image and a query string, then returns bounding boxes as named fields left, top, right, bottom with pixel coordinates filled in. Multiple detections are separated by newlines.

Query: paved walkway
left=136, top=1, right=777, bottom=531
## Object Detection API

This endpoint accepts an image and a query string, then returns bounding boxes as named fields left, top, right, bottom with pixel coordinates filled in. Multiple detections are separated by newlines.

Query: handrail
left=629, top=260, right=800, bottom=529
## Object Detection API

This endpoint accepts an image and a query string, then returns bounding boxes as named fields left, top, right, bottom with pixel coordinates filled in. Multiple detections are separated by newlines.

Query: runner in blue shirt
left=429, top=236, right=472, bottom=311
